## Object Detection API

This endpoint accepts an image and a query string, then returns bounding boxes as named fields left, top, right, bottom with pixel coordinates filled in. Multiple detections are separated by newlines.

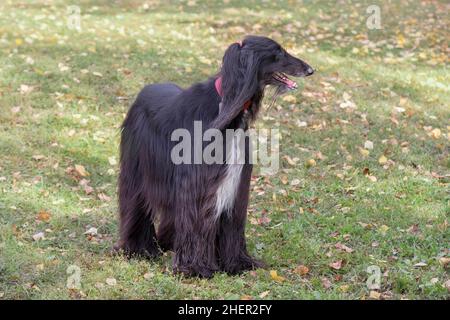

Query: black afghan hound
left=116, top=35, right=314, bottom=278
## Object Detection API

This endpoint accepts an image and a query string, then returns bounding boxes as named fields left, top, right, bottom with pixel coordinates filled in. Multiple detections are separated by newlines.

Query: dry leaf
left=270, top=270, right=285, bottom=282
left=282, top=95, right=297, bottom=103
left=321, top=277, right=332, bottom=289
left=97, top=193, right=111, bottom=202
left=32, top=232, right=45, bottom=241
left=364, top=140, right=374, bottom=150
left=306, top=159, right=316, bottom=168
left=293, top=265, right=309, bottom=276
left=74, top=164, right=89, bottom=177
left=105, top=278, right=117, bottom=286
left=378, top=225, right=389, bottom=235
left=84, top=227, right=98, bottom=236
left=329, top=260, right=343, bottom=270
left=359, top=147, right=370, bottom=157
left=413, top=262, right=427, bottom=267
left=37, top=210, right=51, bottom=222
left=259, top=290, right=270, bottom=298
left=335, top=243, right=354, bottom=253
left=438, top=257, right=450, bottom=267
left=369, top=291, right=381, bottom=300
left=378, top=155, right=388, bottom=165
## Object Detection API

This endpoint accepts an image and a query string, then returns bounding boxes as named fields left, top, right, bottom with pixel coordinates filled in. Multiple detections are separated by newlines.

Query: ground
left=0, top=0, right=448, bottom=299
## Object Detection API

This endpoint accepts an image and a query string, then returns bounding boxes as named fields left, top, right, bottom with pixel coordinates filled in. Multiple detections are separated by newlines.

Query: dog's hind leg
left=116, top=167, right=160, bottom=258
left=115, top=199, right=160, bottom=259
left=217, top=164, right=264, bottom=274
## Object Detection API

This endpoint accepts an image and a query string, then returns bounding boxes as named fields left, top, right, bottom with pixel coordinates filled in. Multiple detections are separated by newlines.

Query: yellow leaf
left=339, top=285, right=350, bottom=292
left=282, top=95, right=297, bottom=103
left=378, top=155, right=388, bottom=165
left=75, top=164, right=89, bottom=177
left=359, top=147, right=370, bottom=157
left=305, top=159, right=316, bottom=168
left=396, top=34, right=406, bottom=48
left=430, top=128, right=441, bottom=139
left=270, top=270, right=285, bottom=282
left=369, top=291, right=381, bottom=300
left=378, top=225, right=389, bottom=235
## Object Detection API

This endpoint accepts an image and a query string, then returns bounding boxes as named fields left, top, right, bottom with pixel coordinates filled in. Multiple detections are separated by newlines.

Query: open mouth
left=272, top=72, right=298, bottom=90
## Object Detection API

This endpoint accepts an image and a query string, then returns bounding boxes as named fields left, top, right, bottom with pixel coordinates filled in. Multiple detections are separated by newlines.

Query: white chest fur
left=215, top=133, right=245, bottom=219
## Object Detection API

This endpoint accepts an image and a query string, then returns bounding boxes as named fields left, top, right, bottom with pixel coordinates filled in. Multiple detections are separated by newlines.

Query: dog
left=116, top=35, right=314, bottom=278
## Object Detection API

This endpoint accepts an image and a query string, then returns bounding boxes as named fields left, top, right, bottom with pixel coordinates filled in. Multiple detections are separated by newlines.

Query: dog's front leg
left=217, top=164, right=264, bottom=274
left=172, top=179, right=220, bottom=278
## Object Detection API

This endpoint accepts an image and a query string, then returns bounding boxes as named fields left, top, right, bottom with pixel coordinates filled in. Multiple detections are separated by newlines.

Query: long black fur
left=116, top=35, right=313, bottom=278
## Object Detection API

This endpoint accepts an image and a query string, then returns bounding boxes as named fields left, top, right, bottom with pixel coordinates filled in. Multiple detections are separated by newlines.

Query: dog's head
left=212, top=35, right=314, bottom=129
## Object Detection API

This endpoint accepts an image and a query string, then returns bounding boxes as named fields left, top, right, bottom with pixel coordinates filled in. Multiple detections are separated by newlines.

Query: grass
left=0, top=0, right=449, bottom=299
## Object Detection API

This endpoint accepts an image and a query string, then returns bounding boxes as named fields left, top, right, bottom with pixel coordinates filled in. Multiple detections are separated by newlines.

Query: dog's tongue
left=284, top=78, right=297, bottom=89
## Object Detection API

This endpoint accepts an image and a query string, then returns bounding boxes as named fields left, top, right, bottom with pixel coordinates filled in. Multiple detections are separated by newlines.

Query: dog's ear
left=211, top=42, right=260, bottom=129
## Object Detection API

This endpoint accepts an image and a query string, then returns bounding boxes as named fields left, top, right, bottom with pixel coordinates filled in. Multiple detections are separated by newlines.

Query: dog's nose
left=307, top=67, right=314, bottom=75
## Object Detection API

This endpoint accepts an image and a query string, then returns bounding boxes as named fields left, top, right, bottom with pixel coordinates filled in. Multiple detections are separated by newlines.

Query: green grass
left=0, top=0, right=449, bottom=299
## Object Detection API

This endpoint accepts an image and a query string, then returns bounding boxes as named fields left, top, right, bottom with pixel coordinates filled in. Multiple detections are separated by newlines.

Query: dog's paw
left=174, top=264, right=219, bottom=279
left=222, top=256, right=265, bottom=275
left=113, top=242, right=161, bottom=260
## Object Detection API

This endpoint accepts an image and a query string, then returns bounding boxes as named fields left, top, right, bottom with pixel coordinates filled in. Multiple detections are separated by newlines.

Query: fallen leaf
left=335, top=243, right=354, bottom=253
left=305, top=159, right=316, bottom=168
left=97, top=193, right=111, bottom=202
left=105, top=278, right=117, bottom=286
left=438, top=257, right=450, bottom=267
left=359, top=147, right=370, bottom=157
left=108, top=156, right=117, bottom=166
left=329, top=260, right=343, bottom=270
left=74, top=164, right=89, bottom=177
left=11, top=106, right=21, bottom=114
left=270, top=270, right=285, bottom=282
left=259, top=290, right=270, bottom=298
left=364, top=140, right=374, bottom=150
left=369, top=290, right=381, bottom=300
left=378, top=155, right=388, bottom=165
left=413, top=262, right=427, bottom=267
left=321, top=277, right=332, bottom=289
left=378, top=225, right=389, bottom=235
left=339, top=285, right=349, bottom=292
left=282, top=95, right=297, bottom=103
left=32, top=232, right=45, bottom=241
left=293, top=265, right=309, bottom=276
left=84, top=227, right=98, bottom=236
left=20, top=84, right=34, bottom=95
left=37, top=210, right=51, bottom=222
left=430, top=128, right=441, bottom=139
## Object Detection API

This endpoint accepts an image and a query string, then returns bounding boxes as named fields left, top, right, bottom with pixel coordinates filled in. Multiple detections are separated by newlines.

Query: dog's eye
left=275, top=52, right=284, bottom=61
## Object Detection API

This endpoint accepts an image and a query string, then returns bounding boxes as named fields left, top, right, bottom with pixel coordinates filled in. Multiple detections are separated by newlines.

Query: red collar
left=215, top=77, right=252, bottom=111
